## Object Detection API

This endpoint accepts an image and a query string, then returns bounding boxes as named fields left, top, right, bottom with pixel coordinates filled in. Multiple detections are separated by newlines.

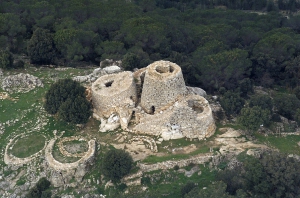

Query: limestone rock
left=186, top=86, right=207, bottom=98
left=73, top=68, right=107, bottom=83
left=103, top=66, right=121, bottom=74
left=99, top=114, right=120, bottom=132
left=2, top=73, right=43, bottom=93
left=100, top=59, right=122, bottom=68
left=50, top=171, right=64, bottom=187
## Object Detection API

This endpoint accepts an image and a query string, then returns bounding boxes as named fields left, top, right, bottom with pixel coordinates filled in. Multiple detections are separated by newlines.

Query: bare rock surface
left=1, top=73, right=43, bottom=93
left=186, top=86, right=207, bottom=98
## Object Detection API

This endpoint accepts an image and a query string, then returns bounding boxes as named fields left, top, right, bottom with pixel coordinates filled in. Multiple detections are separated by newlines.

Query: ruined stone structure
left=140, top=61, right=187, bottom=113
left=91, top=60, right=216, bottom=140
left=91, top=71, right=137, bottom=129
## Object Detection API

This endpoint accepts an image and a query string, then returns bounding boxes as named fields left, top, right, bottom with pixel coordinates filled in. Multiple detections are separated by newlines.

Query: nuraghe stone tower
left=91, top=60, right=216, bottom=140
left=140, top=61, right=187, bottom=114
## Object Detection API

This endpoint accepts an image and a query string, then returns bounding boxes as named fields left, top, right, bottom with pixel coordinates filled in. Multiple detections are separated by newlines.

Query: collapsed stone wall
left=140, top=61, right=187, bottom=114
left=91, top=71, right=137, bottom=125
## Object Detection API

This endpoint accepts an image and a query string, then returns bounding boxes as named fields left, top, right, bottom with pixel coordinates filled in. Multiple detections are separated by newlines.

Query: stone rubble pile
left=1, top=73, right=43, bottom=93
left=73, top=66, right=121, bottom=83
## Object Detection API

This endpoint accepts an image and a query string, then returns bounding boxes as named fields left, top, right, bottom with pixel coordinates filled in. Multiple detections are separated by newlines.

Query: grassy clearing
left=10, top=133, right=46, bottom=158
left=254, top=133, right=300, bottom=155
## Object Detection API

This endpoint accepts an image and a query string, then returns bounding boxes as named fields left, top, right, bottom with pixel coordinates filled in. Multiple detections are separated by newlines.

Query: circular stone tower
left=91, top=71, right=137, bottom=118
left=140, top=61, right=187, bottom=114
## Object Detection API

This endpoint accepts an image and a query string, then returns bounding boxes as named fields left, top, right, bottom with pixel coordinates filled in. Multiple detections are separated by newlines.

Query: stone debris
left=102, top=66, right=121, bottom=74
left=1, top=73, right=43, bottom=93
left=99, top=114, right=121, bottom=132
left=100, top=59, right=122, bottom=68
left=73, top=66, right=121, bottom=83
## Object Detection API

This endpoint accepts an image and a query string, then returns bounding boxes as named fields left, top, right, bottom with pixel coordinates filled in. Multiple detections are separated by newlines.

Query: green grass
left=254, top=133, right=300, bottom=155
left=139, top=165, right=216, bottom=198
left=142, top=145, right=210, bottom=164
left=10, top=133, right=46, bottom=158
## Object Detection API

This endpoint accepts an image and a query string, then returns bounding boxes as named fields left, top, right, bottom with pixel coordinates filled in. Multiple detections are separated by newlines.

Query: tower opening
left=105, top=80, right=114, bottom=87
left=151, top=106, right=155, bottom=114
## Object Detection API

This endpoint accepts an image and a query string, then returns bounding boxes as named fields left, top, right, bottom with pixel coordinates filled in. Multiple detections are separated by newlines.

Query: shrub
left=141, top=176, right=151, bottom=185
left=26, top=178, right=51, bottom=198
left=181, top=181, right=196, bottom=198
left=173, top=165, right=180, bottom=170
left=14, top=60, right=25, bottom=68
left=0, top=50, right=13, bottom=69
left=102, top=149, right=133, bottom=183
left=238, top=106, right=270, bottom=131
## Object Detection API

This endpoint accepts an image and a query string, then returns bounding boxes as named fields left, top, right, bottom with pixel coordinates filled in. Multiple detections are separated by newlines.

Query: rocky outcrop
left=1, top=73, right=43, bottom=93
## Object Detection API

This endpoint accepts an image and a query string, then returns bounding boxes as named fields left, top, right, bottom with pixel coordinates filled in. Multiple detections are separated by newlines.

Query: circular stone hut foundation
left=91, top=71, right=137, bottom=118
left=140, top=61, right=187, bottom=114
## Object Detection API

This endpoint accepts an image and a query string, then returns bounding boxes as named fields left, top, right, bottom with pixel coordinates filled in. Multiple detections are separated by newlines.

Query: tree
left=194, top=49, right=252, bottom=92
left=252, top=32, right=296, bottom=83
left=44, top=78, right=86, bottom=114
left=220, top=91, right=245, bottom=116
left=249, top=94, right=273, bottom=112
left=102, top=149, right=133, bottom=182
left=58, top=96, right=91, bottom=124
left=273, top=93, right=300, bottom=120
left=122, top=53, right=140, bottom=71
left=238, top=106, right=271, bottom=131
left=27, top=28, right=57, bottom=65
left=44, top=78, right=91, bottom=124
left=0, top=50, right=13, bottom=69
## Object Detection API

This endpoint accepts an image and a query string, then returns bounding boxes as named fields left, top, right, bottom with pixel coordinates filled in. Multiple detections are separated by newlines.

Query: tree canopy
left=102, top=149, right=133, bottom=183
left=44, top=78, right=91, bottom=124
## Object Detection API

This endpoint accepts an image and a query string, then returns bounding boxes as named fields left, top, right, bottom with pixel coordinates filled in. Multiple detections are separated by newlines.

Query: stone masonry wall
left=91, top=71, right=137, bottom=118
left=134, top=95, right=216, bottom=140
left=140, top=61, right=187, bottom=114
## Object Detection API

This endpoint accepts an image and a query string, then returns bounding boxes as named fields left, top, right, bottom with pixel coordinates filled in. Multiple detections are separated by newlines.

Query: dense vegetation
left=178, top=152, right=300, bottom=198
left=44, top=78, right=91, bottom=124
left=1, top=0, right=300, bottom=93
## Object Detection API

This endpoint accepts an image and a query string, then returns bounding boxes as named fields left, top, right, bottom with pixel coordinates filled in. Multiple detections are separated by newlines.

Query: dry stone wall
left=138, top=153, right=213, bottom=172
left=140, top=61, right=187, bottom=113
left=45, top=138, right=96, bottom=171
